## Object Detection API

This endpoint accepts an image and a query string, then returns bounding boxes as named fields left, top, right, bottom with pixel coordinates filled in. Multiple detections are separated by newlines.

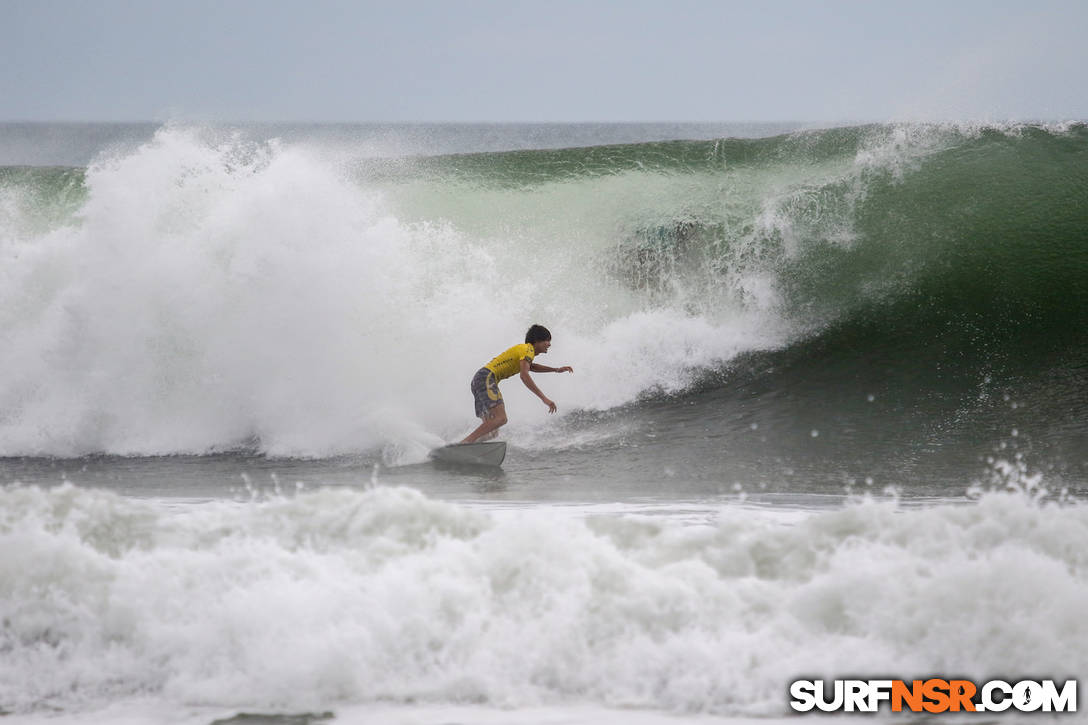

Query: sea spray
left=0, top=126, right=797, bottom=457
left=0, top=129, right=519, bottom=456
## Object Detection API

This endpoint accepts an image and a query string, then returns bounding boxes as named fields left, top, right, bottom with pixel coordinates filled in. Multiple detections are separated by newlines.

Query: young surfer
left=460, top=324, right=573, bottom=444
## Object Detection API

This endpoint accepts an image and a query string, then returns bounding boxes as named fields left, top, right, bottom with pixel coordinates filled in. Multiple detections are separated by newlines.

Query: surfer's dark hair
left=525, top=324, right=551, bottom=344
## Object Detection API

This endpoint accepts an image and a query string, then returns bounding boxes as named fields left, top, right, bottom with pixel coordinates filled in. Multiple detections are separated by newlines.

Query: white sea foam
left=1, top=483, right=1085, bottom=717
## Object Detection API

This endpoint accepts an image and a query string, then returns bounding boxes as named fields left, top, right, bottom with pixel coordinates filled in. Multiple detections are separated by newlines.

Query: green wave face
left=366, top=124, right=1088, bottom=338
left=0, top=165, right=87, bottom=237
left=370, top=124, right=1088, bottom=474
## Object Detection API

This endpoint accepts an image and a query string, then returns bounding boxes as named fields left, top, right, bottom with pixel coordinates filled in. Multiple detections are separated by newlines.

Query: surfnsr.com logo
left=789, top=679, right=1077, bottom=713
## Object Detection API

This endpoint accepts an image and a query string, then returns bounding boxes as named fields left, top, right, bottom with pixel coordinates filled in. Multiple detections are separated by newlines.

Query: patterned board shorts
left=470, top=367, right=503, bottom=418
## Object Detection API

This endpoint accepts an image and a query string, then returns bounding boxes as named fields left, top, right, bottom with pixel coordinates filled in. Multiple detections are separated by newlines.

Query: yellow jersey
left=484, top=343, right=536, bottom=381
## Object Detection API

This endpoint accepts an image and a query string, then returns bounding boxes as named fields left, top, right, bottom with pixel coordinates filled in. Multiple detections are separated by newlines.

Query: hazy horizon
left=3, top=0, right=1086, bottom=123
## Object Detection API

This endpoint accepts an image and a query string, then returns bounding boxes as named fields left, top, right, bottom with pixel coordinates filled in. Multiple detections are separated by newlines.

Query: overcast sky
left=2, top=0, right=1085, bottom=122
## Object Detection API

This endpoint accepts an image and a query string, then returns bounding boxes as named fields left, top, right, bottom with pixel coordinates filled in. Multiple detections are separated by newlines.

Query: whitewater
left=1, top=121, right=1086, bottom=723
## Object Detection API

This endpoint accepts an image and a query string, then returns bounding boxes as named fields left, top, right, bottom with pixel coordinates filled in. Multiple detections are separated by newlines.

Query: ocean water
left=1, top=122, right=1086, bottom=724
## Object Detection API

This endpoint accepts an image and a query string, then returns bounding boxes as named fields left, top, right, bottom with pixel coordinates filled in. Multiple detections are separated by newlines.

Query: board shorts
left=471, top=367, right=503, bottom=418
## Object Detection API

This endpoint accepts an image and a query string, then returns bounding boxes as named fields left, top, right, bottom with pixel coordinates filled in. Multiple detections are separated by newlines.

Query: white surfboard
left=429, top=441, right=507, bottom=466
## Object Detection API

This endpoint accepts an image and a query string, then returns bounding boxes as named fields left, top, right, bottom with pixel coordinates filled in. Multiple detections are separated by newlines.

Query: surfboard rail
left=429, top=441, right=507, bottom=466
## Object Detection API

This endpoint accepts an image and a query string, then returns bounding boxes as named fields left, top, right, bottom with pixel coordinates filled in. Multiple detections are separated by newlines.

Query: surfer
left=460, top=324, right=573, bottom=444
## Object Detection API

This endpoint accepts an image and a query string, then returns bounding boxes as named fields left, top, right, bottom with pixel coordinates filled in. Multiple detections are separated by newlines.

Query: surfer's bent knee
left=486, top=404, right=507, bottom=426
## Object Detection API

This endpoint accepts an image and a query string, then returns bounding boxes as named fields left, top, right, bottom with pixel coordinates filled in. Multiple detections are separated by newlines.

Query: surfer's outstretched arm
left=520, top=359, right=557, bottom=413
left=530, top=363, right=574, bottom=373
